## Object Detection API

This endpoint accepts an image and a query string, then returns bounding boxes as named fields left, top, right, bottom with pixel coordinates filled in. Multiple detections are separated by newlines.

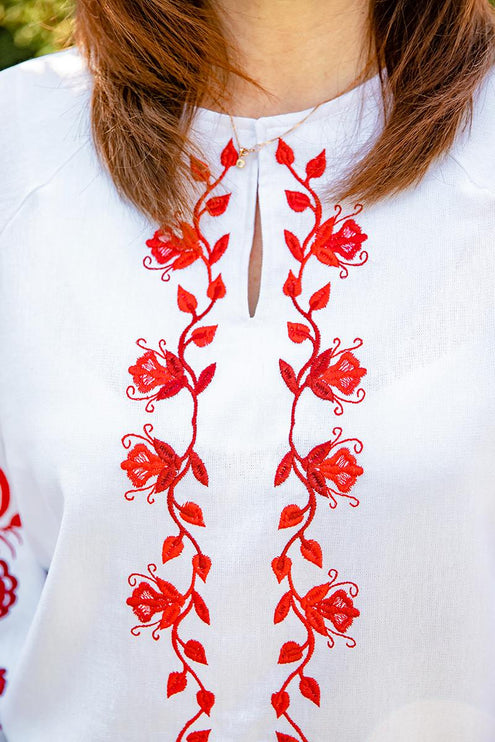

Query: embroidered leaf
left=221, top=138, right=238, bottom=168
left=152, top=438, right=176, bottom=463
left=192, top=553, right=211, bottom=582
left=190, top=451, right=208, bottom=486
left=304, top=440, right=333, bottom=468
left=279, top=359, right=298, bottom=394
left=284, top=230, right=303, bottom=261
left=276, top=733, right=299, bottom=742
left=276, top=139, right=295, bottom=165
left=311, top=348, right=333, bottom=377
left=155, top=577, right=183, bottom=601
left=167, top=670, right=187, bottom=697
left=274, top=591, right=292, bottom=624
left=205, top=194, right=231, bottom=217
left=210, top=234, right=229, bottom=264
left=177, top=285, right=198, bottom=313
left=309, top=283, right=331, bottom=311
left=309, top=376, right=334, bottom=401
left=300, top=539, right=322, bottom=568
left=313, top=216, right=336, bottom=249
left=196, top=689, right=215, bottom=714
left=196, top=363, right=216, bottom=394
left=304, top=583, right=331, bottom=606
left=190, top=156, right=211, bottom=182
left=274, top=451, right=293, bottom=486
left=191, top=325, right=218, bottom=347
left=305, top=150, right=326, bottom=180
left=278, top=640, right=303, bottom=664
left=155, top=464, right=177, bottom=493
left=184, top=639, right=207, bottom=664
left=156, top=376, right=186, bottom=400
left=180, top=501, right=205, bottom=527
left=299, top=676, right=321, bottom=706
left=278, top=504, right=304, bottom=529
left=285, top=190, right=311, bottom=212
left=207, top=274, right=226, bottom=300
left=282, top=269, right=302, bottom=297
left=306, top=607, right=327, bottom=636
left=172, top=251, right=198, bottom=270
left=187, top=730, right=211, bottom=742
left=313, top=244, right=340, bottom=267
left=165, top=350, right=184, bottom=378
left=271, top=690, right=290, bottom=717
left=307, top=468, right=327, bottom=494
left=162, top=535, right=184, bottom=564
left=271, top=555, right=292, bottom=583
left=287, top=322, right=311, bottom=344
left=192, top=590, right=210, bottom=624
left=157, top=601, right=181, bottom=628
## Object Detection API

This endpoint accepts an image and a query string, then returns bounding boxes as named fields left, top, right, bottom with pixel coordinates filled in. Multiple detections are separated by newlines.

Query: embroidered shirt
left=0, top=46, right=494, bottom=742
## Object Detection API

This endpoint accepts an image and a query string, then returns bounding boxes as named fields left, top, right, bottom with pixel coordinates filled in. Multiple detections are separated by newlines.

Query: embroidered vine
left=121, top=139, right=238, bottom=742
left=0, top=466, right=22, bottom=698
left=271, top=139, right=368, bottom=742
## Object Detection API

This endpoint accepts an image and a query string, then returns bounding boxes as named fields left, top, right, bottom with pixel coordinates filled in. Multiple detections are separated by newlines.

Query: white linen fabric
left=0, top=46, right=494, bottom=742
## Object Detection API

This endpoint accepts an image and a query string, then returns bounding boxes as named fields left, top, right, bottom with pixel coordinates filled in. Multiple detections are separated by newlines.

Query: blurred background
left=0, top=0, right=74, bottom=70
left=2, top=0, right=495, bottom=72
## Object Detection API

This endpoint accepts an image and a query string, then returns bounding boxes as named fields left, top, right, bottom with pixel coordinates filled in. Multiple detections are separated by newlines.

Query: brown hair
left=73, top=0, right=495, bottom=226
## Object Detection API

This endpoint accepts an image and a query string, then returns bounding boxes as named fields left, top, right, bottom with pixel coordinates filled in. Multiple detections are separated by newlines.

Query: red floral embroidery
left=120, top=140, right=238, bottom=741
left=271, top=139, right=368, bottom=741
left=0, top=466, right=22, bottom=698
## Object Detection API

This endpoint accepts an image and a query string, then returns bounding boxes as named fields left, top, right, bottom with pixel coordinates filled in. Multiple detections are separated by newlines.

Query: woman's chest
left=0, top=139, right=494, bottom=557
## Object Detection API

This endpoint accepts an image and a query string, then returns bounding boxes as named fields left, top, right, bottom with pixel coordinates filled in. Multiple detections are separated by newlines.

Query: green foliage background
left=0, top=0, right=74, bottom=70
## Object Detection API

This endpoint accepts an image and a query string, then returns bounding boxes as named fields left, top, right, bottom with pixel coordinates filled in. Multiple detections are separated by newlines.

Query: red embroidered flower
left=301, top=584, right=360, bottom=635
left=128, top=350, right=174, bottom=393
left=314, top=588, right=360, bottom=633
left=0, top=668, right=6, bottom=696
left=311, top=351, right=366, bottom=399
left=313, top=218, right=367, bottom=266
left=317, top=447, right=363, bottom=494
left=145, top=223, right=202, bottom=274
left=272, top=140, right=367, bottom=741
left=0, top=559, right=18, bottom=618
left=121, top=437, right=182, bottom=501
left=122, top=141, right=238, bottom=740
left=127, top=578, right=185, bottom=628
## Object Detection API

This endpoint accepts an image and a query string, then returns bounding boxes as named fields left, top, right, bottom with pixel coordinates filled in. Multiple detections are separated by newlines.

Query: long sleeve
left=0, top=438, right=47, bottom=737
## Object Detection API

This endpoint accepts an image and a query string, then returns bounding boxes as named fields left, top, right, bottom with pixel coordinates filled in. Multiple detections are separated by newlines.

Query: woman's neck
left=212, top=0, right=372, bottom=117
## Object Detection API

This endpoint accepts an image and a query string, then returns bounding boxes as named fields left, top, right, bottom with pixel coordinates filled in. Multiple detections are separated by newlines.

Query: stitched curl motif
left=120, top=139, right=238, bottom=742
left=271, top=138, right=368, bottom=742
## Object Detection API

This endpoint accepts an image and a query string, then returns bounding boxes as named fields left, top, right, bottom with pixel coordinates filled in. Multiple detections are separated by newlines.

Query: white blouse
left=0, top=46, right=494, bottom=742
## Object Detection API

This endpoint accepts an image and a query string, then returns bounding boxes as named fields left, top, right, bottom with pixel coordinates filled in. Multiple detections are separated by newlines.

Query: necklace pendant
left=236, top=147, right=247, bottom=168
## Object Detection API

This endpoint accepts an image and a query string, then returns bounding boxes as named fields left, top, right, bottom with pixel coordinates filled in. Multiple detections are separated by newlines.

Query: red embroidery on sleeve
left=120, top=139, right=238, bottom=742
left=0, top=466, right=22, bottom=696
left=271, top=139, right=368, bottom=742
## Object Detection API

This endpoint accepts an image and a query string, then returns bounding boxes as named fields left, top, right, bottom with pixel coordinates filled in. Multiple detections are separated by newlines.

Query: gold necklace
left=228, top=101, right=323, bottom=168
left=226, top=68, right=376, bottom=168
